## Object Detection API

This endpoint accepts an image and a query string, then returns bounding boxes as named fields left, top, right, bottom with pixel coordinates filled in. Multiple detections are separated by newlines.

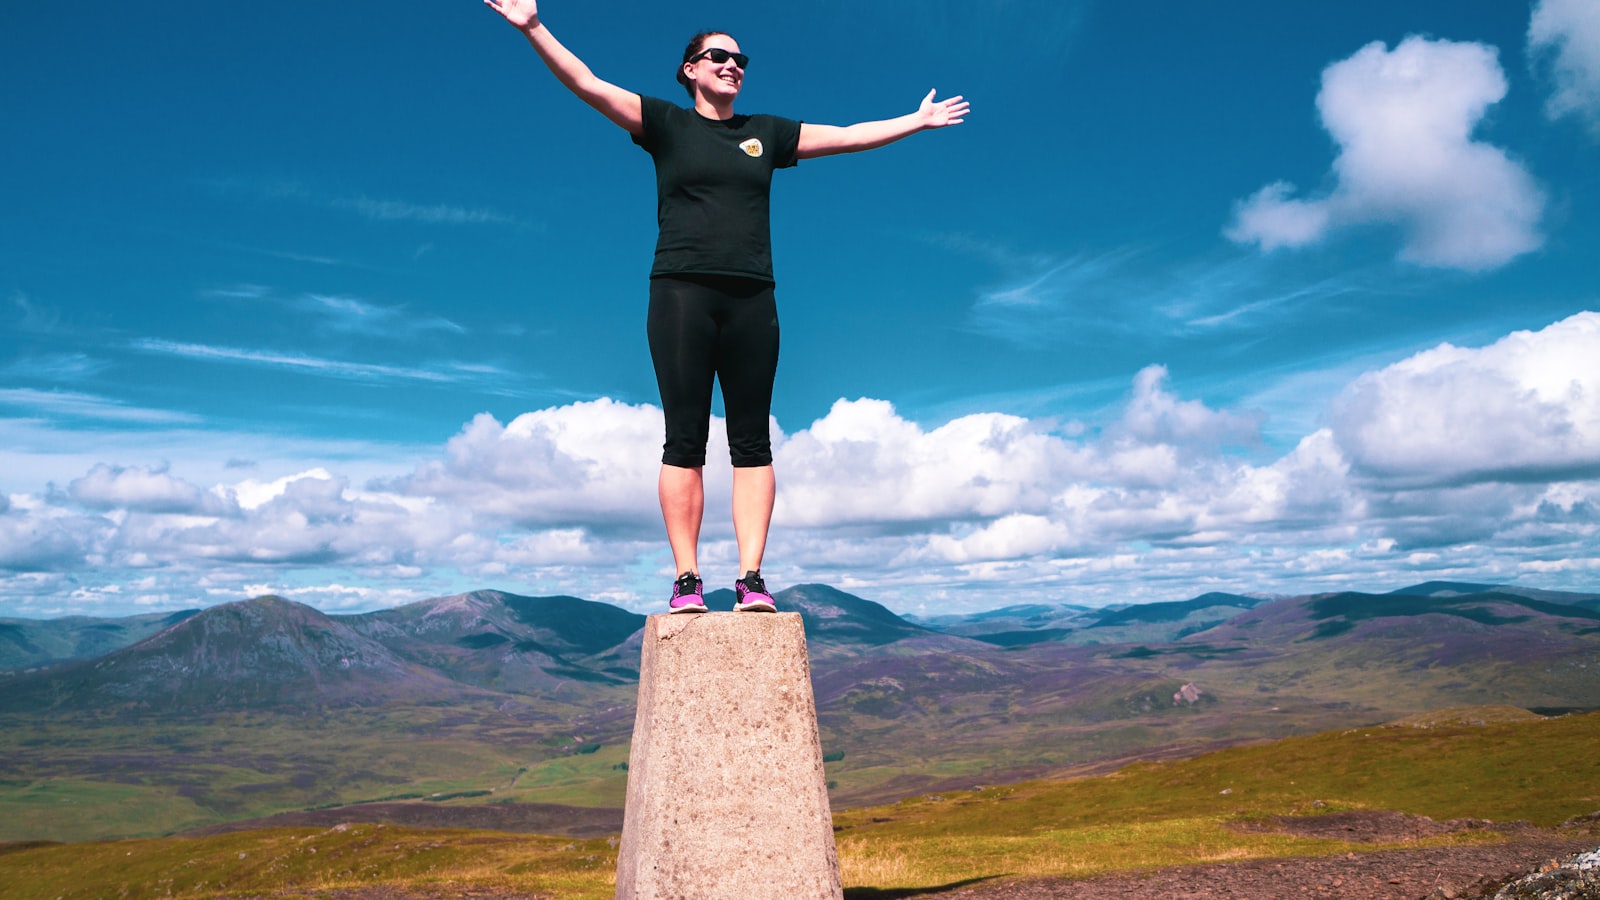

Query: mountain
left=0, top=596, right=481, bottom=713
left=7, top=579, right=1600, bottom=840
left=1388, top=581, right=1503, bottom=597
left=777, top=583, right=965, bottom=649
left=1, top=609, right=199, bottom=672
left=906, top=602, right=1100, bottom=646
left=343, top=590, right=647, bottom=691
left=1088, top=592, right=1270, bottom=627
left=1197, top=589, right=1600, bottom=646
left=908, top=591, right=1274, bottom=647
left=1391, top=581, right=1600, bottom=611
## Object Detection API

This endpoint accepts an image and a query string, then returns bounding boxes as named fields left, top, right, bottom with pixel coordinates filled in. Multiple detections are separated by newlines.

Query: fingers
left=936, top=94, right=969, bottom=126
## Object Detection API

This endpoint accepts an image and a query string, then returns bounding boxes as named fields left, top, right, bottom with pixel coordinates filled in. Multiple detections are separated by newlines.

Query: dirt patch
left=228, top=883, right=547, bottom=890
left=876, top=834, right=1600, bottom=899
left=1227, top=809, right=1536, bottom=844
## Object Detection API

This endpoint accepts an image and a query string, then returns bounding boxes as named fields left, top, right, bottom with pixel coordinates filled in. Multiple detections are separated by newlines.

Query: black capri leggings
left=647, top=274, right=780, bottom=468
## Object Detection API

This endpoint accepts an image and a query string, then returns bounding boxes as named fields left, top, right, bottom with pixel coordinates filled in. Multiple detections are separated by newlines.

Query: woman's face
left=685, top=34, right=744, bottom=102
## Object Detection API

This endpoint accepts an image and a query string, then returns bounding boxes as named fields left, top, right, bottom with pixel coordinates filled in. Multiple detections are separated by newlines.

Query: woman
left=485, top=0, right=968, bottom=614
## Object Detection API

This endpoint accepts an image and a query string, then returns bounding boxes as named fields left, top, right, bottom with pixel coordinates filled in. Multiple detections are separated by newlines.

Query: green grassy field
left=4, top=707, right=1596, bottom=899
left=0, top=705, right=621, bottom=842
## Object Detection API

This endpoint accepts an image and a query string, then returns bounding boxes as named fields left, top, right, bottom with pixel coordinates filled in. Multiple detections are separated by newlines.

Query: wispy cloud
left=8, top=291, right=64, bottom=334
left=960, top=246, right=1150, bottom=347
left=128, top=338, right=503, bottom=385
left=299, top=294, right=465, bottom=336
left=201, top=284, right=272, bottom=300
left=1, top=353, right=111, bottom=382
left=200, top=176, right=520, bottom=228
left=972, top=248, right=1143, bottom=309
left=1159, top=264, right=1365, bottom=332
left=957, top=240, right=1362, bottom=349
left=0, top=389, right=202, bottom=425
left=201, top=286, right=465, bottom=338
left=331, top=196, right=516, bottom=226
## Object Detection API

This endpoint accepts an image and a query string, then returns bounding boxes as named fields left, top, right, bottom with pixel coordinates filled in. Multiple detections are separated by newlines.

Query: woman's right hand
left=484, top=0, right=538, bottom=30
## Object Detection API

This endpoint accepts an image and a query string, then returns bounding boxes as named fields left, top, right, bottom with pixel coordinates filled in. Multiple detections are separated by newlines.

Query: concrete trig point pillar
left=615, top=612, right=843, bottom=900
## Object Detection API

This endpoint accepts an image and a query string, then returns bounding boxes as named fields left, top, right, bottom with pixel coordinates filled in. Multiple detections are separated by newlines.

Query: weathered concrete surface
left=616, top=612, right=842, bottom=900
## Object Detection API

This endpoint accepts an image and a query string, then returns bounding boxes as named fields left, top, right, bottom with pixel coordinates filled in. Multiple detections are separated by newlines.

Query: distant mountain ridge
left=0, top=596, right=481, bottom=713
left=0, top=609, right=199, bottom=672
left=343, top=590, right=648, bottom=691
left=6, top=581, right=1597, bottom=676
left=3, top=581, right=1595, bottom=717
left=6, top=579, right=1600, bottom=838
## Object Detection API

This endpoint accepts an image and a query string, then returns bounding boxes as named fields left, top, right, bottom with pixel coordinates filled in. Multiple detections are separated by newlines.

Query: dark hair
left=676, top=30, right=730, bottom=99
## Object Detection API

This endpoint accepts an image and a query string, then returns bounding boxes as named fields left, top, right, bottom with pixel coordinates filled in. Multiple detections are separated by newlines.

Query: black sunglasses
left=690, top=47, right=749, bottom=69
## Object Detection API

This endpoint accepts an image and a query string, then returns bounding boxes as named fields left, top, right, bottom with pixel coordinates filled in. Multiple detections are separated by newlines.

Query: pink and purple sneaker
left=668, top=571, right=707, bottom=613
left=734, top=570, right=776, bottom=612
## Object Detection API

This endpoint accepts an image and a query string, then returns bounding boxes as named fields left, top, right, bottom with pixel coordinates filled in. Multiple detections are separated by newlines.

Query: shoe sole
left=669, top=603, right=708, bottom=614
left=734, top=599, right=776, bottom=613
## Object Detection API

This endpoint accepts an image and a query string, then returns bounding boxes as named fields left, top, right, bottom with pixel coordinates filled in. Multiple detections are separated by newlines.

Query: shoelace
left=738, top=571, right=767, bottom=594
left=675, top=572, right=702, bottom=596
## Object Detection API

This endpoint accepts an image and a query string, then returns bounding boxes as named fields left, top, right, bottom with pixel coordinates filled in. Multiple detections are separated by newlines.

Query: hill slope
left=0, top=596, right=480, bottom=713
left=342, top=590, right=647, bottom=690
left=0, top=609, right=199, bottom=672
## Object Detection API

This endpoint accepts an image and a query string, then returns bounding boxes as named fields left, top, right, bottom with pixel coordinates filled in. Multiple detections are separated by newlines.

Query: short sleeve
left=767, top=115, right=802, bottom=169
left=632, top=95, right=672, bottom=153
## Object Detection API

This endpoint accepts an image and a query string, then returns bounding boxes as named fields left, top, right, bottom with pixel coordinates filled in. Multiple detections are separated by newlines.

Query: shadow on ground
left=845, top=877, right=996, bottom=899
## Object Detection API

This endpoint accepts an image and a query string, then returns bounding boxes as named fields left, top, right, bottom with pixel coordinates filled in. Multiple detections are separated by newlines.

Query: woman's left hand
left=917, top=90, right=969, bottom=128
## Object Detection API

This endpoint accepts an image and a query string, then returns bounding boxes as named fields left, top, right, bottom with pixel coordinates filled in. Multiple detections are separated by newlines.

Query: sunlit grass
left=4, top=709, right=1597, bottom=897
left=1, top=824, right=620, bottom=900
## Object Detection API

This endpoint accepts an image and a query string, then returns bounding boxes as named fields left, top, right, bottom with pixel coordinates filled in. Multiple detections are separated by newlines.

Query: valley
left=2, top=580, right=1598, bottom=844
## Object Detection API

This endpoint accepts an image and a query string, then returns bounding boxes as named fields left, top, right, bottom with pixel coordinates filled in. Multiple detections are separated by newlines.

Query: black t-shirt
left=632, top=95, right=801, bottom=283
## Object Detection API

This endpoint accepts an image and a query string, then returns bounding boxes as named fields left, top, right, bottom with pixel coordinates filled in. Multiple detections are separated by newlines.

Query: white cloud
left=1530, top=0, right=1600, bottom=134
left=1228, top=37, right=1543, bottom=271
left=397, top=399, right=669, bottom=530
left=1227, top=183, right=1331, bottom=252
left=69, top=464, right=230, bottom=515
left=0, top=503, right=97, bottom=573
left=774, top=398, right=1071, bottom=527
left=1119, top=365, right=1263, bottom=449
left=1330, top=311, right=1600, bottom=486
left=4, top=314, right=1599, bottom=615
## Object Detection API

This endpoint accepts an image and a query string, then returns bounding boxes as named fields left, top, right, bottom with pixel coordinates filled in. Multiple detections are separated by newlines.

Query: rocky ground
left=892, top=812, right=1600, bottom=900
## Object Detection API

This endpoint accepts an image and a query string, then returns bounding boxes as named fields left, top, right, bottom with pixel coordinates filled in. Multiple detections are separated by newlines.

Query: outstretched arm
left=796, top=90, right=968, bottom=160
left=484, top=0, right=643, bottom=136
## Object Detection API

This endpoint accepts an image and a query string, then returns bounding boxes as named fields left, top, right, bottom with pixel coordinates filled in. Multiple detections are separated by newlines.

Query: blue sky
left=3, top=0, right=1599, bottom=618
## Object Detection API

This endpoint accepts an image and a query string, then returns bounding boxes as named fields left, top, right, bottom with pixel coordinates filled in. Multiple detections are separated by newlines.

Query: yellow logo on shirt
left=739, top=138, right=764, bottom=158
